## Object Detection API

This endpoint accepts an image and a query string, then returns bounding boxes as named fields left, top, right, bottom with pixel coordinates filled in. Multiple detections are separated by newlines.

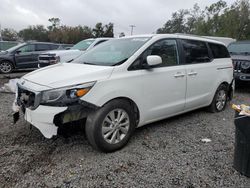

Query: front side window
left=18, top=44, right=35, bottom=53
left=71, top=39, right=95, bottom=50
left=73, top=37, right=150, bottom=66
left=181, top=39, right=210, bottom=64
left=143, top=39, right=179, bottom=67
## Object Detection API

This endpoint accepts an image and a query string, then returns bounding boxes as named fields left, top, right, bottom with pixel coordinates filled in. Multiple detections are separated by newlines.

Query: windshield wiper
left=83, top=62, right=97, bottom=65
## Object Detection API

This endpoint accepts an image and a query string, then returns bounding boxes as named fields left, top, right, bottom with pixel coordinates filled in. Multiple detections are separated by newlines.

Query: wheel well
left=0, top=59, right=14, bottom=67
left=219, top=81, right=232, bottom=100
left=103, top=97, right=140, bottom=126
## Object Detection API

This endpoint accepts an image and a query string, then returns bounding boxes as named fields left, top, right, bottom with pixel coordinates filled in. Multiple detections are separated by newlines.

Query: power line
left=129, top=25, right=136, bottom=35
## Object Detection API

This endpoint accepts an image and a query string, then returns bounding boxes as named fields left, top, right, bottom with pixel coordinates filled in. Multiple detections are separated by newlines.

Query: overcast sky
left=0, top=0, right=235, bottom=36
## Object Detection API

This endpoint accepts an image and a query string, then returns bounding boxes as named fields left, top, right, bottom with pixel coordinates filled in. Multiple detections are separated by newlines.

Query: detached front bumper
left=25, top=105, right=67, bottom=138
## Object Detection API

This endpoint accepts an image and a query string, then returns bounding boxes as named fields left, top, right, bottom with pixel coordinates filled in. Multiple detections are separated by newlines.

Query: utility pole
left=129, top=25, right=136, bottom=35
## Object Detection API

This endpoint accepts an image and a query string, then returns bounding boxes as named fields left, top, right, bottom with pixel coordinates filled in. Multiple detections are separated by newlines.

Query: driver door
left=128, top=39, right=186, bottom=124
left=15, top=44, right=36, bottom=68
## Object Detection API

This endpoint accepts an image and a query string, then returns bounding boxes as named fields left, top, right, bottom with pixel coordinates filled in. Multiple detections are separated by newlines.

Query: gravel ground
left=0, top=75, right=250, bottom=187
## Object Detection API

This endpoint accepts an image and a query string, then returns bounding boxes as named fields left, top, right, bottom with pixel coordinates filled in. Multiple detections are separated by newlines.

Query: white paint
left=25, top=105, right=67, bottom=138
left=21, top=34, right=234, bottom=138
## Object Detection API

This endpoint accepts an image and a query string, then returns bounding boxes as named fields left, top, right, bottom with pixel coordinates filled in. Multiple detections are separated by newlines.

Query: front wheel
left=0, top=61, right=13, bottom=74
left=208, top=84, right=228, bottom=113
left=85, top=99, right=136, bottom=152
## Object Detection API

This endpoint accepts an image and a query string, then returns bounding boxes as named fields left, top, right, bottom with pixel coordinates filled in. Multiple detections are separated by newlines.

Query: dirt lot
left=0, top=73, right=250, bottom=187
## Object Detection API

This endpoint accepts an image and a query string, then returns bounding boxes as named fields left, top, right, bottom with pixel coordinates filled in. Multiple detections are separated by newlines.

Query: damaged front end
left=13, top=80, right=98, bottom=138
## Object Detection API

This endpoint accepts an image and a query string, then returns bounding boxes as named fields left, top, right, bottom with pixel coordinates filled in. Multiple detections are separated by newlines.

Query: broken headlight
left=40, top=82, right=95, bottom=105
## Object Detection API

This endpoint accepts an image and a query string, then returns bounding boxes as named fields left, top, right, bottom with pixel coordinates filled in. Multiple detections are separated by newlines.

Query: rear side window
left=208, top=43, right=230, bottom=58
left=36, top=44, right=50, bottom=51
left=181, top=39, right=210, bottom=64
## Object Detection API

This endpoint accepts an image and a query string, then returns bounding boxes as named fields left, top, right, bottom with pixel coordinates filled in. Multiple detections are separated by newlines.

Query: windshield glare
left=228, top=43, right=250, bottom=55
left=73, top=37, right=150, bottom=66
left=71, top=39, right=95, bottom=50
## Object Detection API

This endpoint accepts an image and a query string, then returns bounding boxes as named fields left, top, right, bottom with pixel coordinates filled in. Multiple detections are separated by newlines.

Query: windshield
left=228, top=43, right=250, bottom=55
left=71, top=39, right=95, bottom=50
left=6, top=43, right=25, bottom=52
left=73, top=37, right=151, bottom=66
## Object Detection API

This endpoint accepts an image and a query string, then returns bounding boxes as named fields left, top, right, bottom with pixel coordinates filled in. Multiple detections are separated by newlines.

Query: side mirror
left=146, top=55, right=162, bottom=67
left=15, top=50, right=21, bottom=54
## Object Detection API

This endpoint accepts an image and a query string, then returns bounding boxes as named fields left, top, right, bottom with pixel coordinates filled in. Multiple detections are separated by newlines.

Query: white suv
left=15, top=34, right=234, bottom=152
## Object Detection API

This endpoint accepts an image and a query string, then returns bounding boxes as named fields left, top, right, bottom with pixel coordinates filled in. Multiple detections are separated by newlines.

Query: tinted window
left=18, top=44, right=35, bottom=53
left=36, top=44, right=50, bottom=51
left=209, top=43, right=230, bottom=58
left=143, top=39, right=179, bottom=67
left=181, top=39, right=210, bottom=64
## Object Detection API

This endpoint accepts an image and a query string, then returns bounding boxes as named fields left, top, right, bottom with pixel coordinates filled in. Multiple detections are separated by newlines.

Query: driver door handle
left=174, top=72, right=185, bottom=78
left=188, top=71, right=198, bottom=76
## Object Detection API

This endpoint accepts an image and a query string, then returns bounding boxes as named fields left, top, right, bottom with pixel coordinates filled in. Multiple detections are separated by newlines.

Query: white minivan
left=15, top=34, right=234, bottom=152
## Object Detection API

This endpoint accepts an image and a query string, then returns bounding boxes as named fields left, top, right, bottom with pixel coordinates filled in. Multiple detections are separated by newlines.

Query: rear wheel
left=85, top=99, right=136, bottom=152
left=208, top=84, right=228, bottom=113
left=0, top=61, right=13, bottom=73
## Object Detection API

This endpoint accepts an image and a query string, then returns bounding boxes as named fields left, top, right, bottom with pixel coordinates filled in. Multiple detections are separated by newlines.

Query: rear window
left=208, top=43, right=230, bottom=58
left=181, top=39, right=210, bottom=64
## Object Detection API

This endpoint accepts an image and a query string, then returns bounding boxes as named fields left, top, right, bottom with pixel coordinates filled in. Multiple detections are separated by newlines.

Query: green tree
left=92, top=22, right=114, bottom=37
left=48, top=17, right=61, bottom=31
left=1, top=28, right=18, bottom=41
left=157, top=0, right=250, bottom=40
left=19, top=25, right=49, bottom=42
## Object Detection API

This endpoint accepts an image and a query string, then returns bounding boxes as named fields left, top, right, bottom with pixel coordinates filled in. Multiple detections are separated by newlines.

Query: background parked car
left=228, top=41, right=250, bottom=84
left=38, top=38, right=112, bottom=68
left=0, top=42, right=61, bottom=73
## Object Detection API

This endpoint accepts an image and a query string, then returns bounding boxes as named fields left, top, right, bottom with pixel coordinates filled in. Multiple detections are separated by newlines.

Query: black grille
left=233, top=60, right=250, bottom=73
left=17, top=86, right=36, bottom=110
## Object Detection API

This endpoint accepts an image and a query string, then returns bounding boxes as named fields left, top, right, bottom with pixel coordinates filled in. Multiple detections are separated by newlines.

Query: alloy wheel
left=102, top=109, right=130, bottom=144
left=216, top=90, right=226, bottom=111
left=0, top=62, right=12, bottom=73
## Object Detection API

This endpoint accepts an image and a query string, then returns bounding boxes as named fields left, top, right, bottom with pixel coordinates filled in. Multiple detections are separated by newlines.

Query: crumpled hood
left=23, top=63, right=114, bottom=88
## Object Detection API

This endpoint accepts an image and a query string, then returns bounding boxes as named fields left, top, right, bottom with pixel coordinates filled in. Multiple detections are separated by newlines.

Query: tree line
left=157, top=0, right=250, bottom=40
left=1, top=18, right=114, bottom=44
left=1, top=0, right=250, bottom=43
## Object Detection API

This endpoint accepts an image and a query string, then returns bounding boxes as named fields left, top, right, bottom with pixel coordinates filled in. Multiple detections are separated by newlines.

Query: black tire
left=207, top=84, right=228, bottom=113
left=0, top=60, right=13, bottom=74
left=85, top=99, right=136, bottom=152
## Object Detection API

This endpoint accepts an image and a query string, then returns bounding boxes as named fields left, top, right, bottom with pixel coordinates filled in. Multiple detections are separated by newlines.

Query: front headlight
left=241, top=61, right=250, bottom=69
left=40, top=82, right=95, bottom=104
